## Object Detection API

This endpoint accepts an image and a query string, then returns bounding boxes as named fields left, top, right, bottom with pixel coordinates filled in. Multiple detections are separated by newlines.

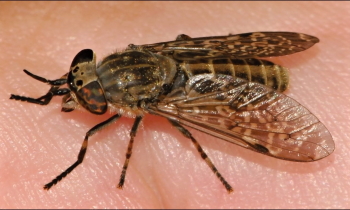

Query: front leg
left=10, top=69, right=69, bottom=105
left=44, top=114, right=121, bottom=190
left=10, top=86, right=70, bottom=105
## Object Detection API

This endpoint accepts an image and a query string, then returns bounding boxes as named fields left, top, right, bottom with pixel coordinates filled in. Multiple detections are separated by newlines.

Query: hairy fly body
left=10, top=32, right=334, bottom=193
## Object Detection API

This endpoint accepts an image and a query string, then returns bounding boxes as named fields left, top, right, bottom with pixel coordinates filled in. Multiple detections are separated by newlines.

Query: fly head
left=67, top=49, right=108, bottom=115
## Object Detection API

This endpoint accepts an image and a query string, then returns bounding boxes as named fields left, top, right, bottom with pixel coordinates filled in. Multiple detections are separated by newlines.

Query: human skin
left=0, top=1, right=349, bottom=208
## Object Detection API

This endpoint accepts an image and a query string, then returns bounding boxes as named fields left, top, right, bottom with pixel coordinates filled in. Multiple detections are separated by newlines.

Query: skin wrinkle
left=1, top=1, right=349, bottom=209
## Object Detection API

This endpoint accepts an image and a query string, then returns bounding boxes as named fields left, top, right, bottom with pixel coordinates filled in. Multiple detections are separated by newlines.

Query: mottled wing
left=148, top=74, right=334, bottom=161
left=138, top=32, right=319, bottom=60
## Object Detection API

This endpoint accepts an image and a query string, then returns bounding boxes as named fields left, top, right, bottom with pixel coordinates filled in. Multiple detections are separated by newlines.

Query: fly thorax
left=96, top=50, right=177, bottom=108
left=67, top=49, right=108, bottom=115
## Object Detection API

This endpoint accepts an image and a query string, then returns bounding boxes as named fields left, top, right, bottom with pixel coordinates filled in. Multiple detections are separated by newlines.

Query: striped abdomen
left=179, top=58, right=289, bottom=92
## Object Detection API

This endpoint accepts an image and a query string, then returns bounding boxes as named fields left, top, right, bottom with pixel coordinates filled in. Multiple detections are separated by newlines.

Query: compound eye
left=76, top=81, right=107, bottom=115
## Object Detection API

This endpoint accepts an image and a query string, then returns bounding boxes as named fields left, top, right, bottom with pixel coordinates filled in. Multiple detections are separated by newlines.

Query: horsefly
left=10, top=32, right=334, bottom=193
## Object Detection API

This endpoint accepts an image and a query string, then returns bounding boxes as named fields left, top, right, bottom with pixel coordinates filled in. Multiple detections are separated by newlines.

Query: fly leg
left=21, top=69, right=67, bottom=86
left=44, top=114, right=121, bottom=190
left=117, top=116, right=143, bottom=189
left=10, top=86, right=70, bottom=105
left=168, top=119, right=233, bottom=193
left=10, top=69, right=69, bottom=105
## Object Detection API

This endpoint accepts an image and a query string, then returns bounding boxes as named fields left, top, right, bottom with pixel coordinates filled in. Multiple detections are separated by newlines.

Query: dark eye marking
left=73, top=66, right=79, bottom=73
left=76, top=80, right=83, bottom=86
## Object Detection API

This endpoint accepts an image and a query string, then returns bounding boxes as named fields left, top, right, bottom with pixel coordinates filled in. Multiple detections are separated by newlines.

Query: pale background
left=0, top=1, right=349, bottom=209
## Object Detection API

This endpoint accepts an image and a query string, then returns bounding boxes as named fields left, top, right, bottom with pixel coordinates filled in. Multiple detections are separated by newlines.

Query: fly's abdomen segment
left=179, top=58, right=289, bottom=92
